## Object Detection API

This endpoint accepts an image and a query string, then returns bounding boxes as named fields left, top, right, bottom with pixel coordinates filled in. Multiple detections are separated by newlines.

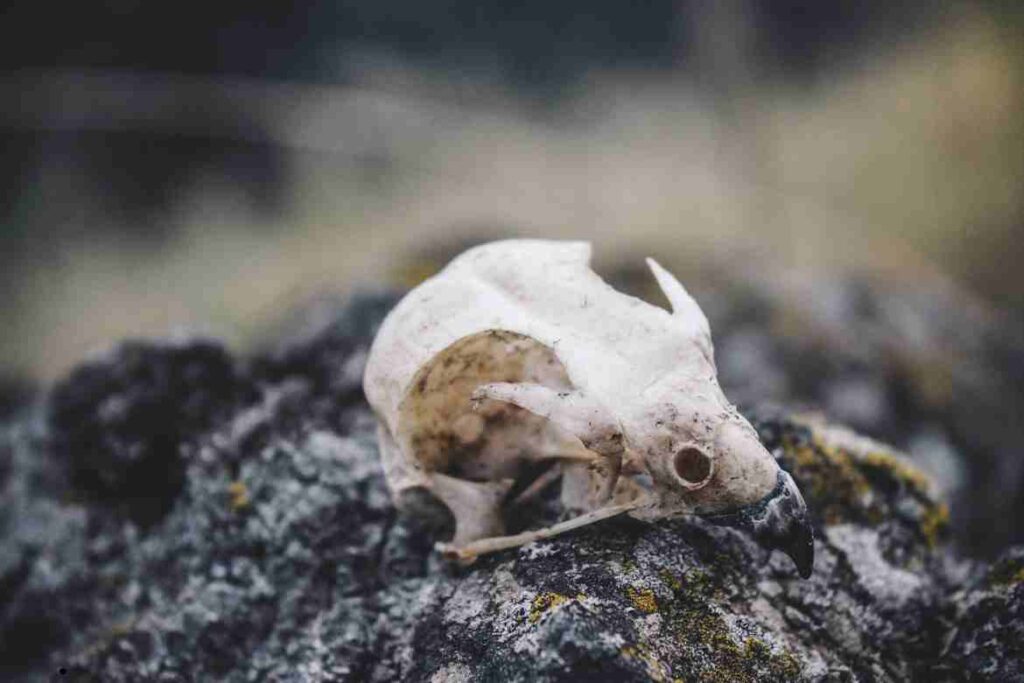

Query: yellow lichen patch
left=920, top=502, right=950, bottom=548
left=742, top=638, right=802, bottom=680
left=782, top=438, right=871, bottom=525
left=1001, top=567, right=1024, bottom=586
left=626, top=586, right=659, bottom=614
left=781, top=433, right=952, bottom=548
left=658, top=569, right=682, bottom=592
left=861, top=451, right=933, bottom=497
left=856, top=449, right=950, bottom=547
left=227, top=481, right=250, bottom=511
left=658, top=566, right=802, bottom=683
left=988, top=556, right=1024, bottom=588
left=674, top=612, right=802, bottom=683
left=676, top=568, right=720, bottom=601
left=528, top=592, right=572, bottom=623
left=620, top=644, right=671, bottom=682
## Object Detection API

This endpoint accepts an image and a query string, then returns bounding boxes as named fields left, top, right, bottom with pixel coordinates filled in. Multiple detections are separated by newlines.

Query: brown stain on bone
left=398, top=330, right=574, bottom=481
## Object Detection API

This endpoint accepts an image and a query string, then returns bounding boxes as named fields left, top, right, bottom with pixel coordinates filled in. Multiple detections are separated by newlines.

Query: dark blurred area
left=1, top=1, right=1023, bottom=557
left=0, top=0, right=930, bottom=247
left=0, top=1, right=929, bottom=82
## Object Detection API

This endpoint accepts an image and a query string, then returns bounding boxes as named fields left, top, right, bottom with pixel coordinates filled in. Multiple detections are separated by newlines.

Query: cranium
left=363, top=239, right=814, bottom=577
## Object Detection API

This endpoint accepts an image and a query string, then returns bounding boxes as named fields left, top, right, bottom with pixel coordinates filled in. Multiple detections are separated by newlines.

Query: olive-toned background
left=2, top=1, right=1021, bottom=390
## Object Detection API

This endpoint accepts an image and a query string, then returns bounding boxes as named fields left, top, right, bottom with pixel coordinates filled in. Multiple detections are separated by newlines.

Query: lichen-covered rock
left=945, top=547, right=1024, bottom=681
left=0, top=293, right=1017, bottom=681
left=48, top=339, right=257, bottom=525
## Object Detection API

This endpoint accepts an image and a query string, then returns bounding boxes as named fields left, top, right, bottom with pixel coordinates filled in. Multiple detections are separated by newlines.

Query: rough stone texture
left=0, top=290, right=1020, bottom=681
left=48, top=339, right=257, bottom=526
left=945, top=547, right=1024, bottom=681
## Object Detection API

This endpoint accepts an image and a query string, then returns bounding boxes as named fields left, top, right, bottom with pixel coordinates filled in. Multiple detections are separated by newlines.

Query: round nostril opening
left=673, top=447, right=712, bottom=487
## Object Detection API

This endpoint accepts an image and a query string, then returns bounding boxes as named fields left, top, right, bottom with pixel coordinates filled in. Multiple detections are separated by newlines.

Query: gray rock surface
left=0, top=292, right=1021, bottom=681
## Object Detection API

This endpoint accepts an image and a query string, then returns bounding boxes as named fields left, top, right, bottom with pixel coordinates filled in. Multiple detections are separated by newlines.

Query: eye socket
left=673, top=447, right=713, bottom=489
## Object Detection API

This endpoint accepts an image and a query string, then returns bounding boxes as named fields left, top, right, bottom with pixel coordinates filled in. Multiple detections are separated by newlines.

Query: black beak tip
left=782, top=524, right=815, bottom=577
left=787, top=526, right=815, bottom=579
left=704, top=470, right=816, bottom=578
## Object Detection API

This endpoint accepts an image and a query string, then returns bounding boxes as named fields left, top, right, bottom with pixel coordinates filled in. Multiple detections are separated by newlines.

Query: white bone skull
left=363, top=239, right=814, bottom=577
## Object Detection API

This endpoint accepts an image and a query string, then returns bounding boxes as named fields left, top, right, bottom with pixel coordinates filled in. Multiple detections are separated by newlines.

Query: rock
left=0, top=292, right=1019, bottom=680
left=945, top=548, right=1024, bottom=680
left=48, top=339, right=257, bottom=526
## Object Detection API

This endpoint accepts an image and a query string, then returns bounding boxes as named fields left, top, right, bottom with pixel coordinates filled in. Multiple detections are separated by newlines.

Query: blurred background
left=1, top=1, right=1022, bottom=555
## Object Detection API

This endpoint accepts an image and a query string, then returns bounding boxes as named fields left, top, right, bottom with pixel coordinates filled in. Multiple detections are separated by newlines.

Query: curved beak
left=706, top=470, right=815, bottom=578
